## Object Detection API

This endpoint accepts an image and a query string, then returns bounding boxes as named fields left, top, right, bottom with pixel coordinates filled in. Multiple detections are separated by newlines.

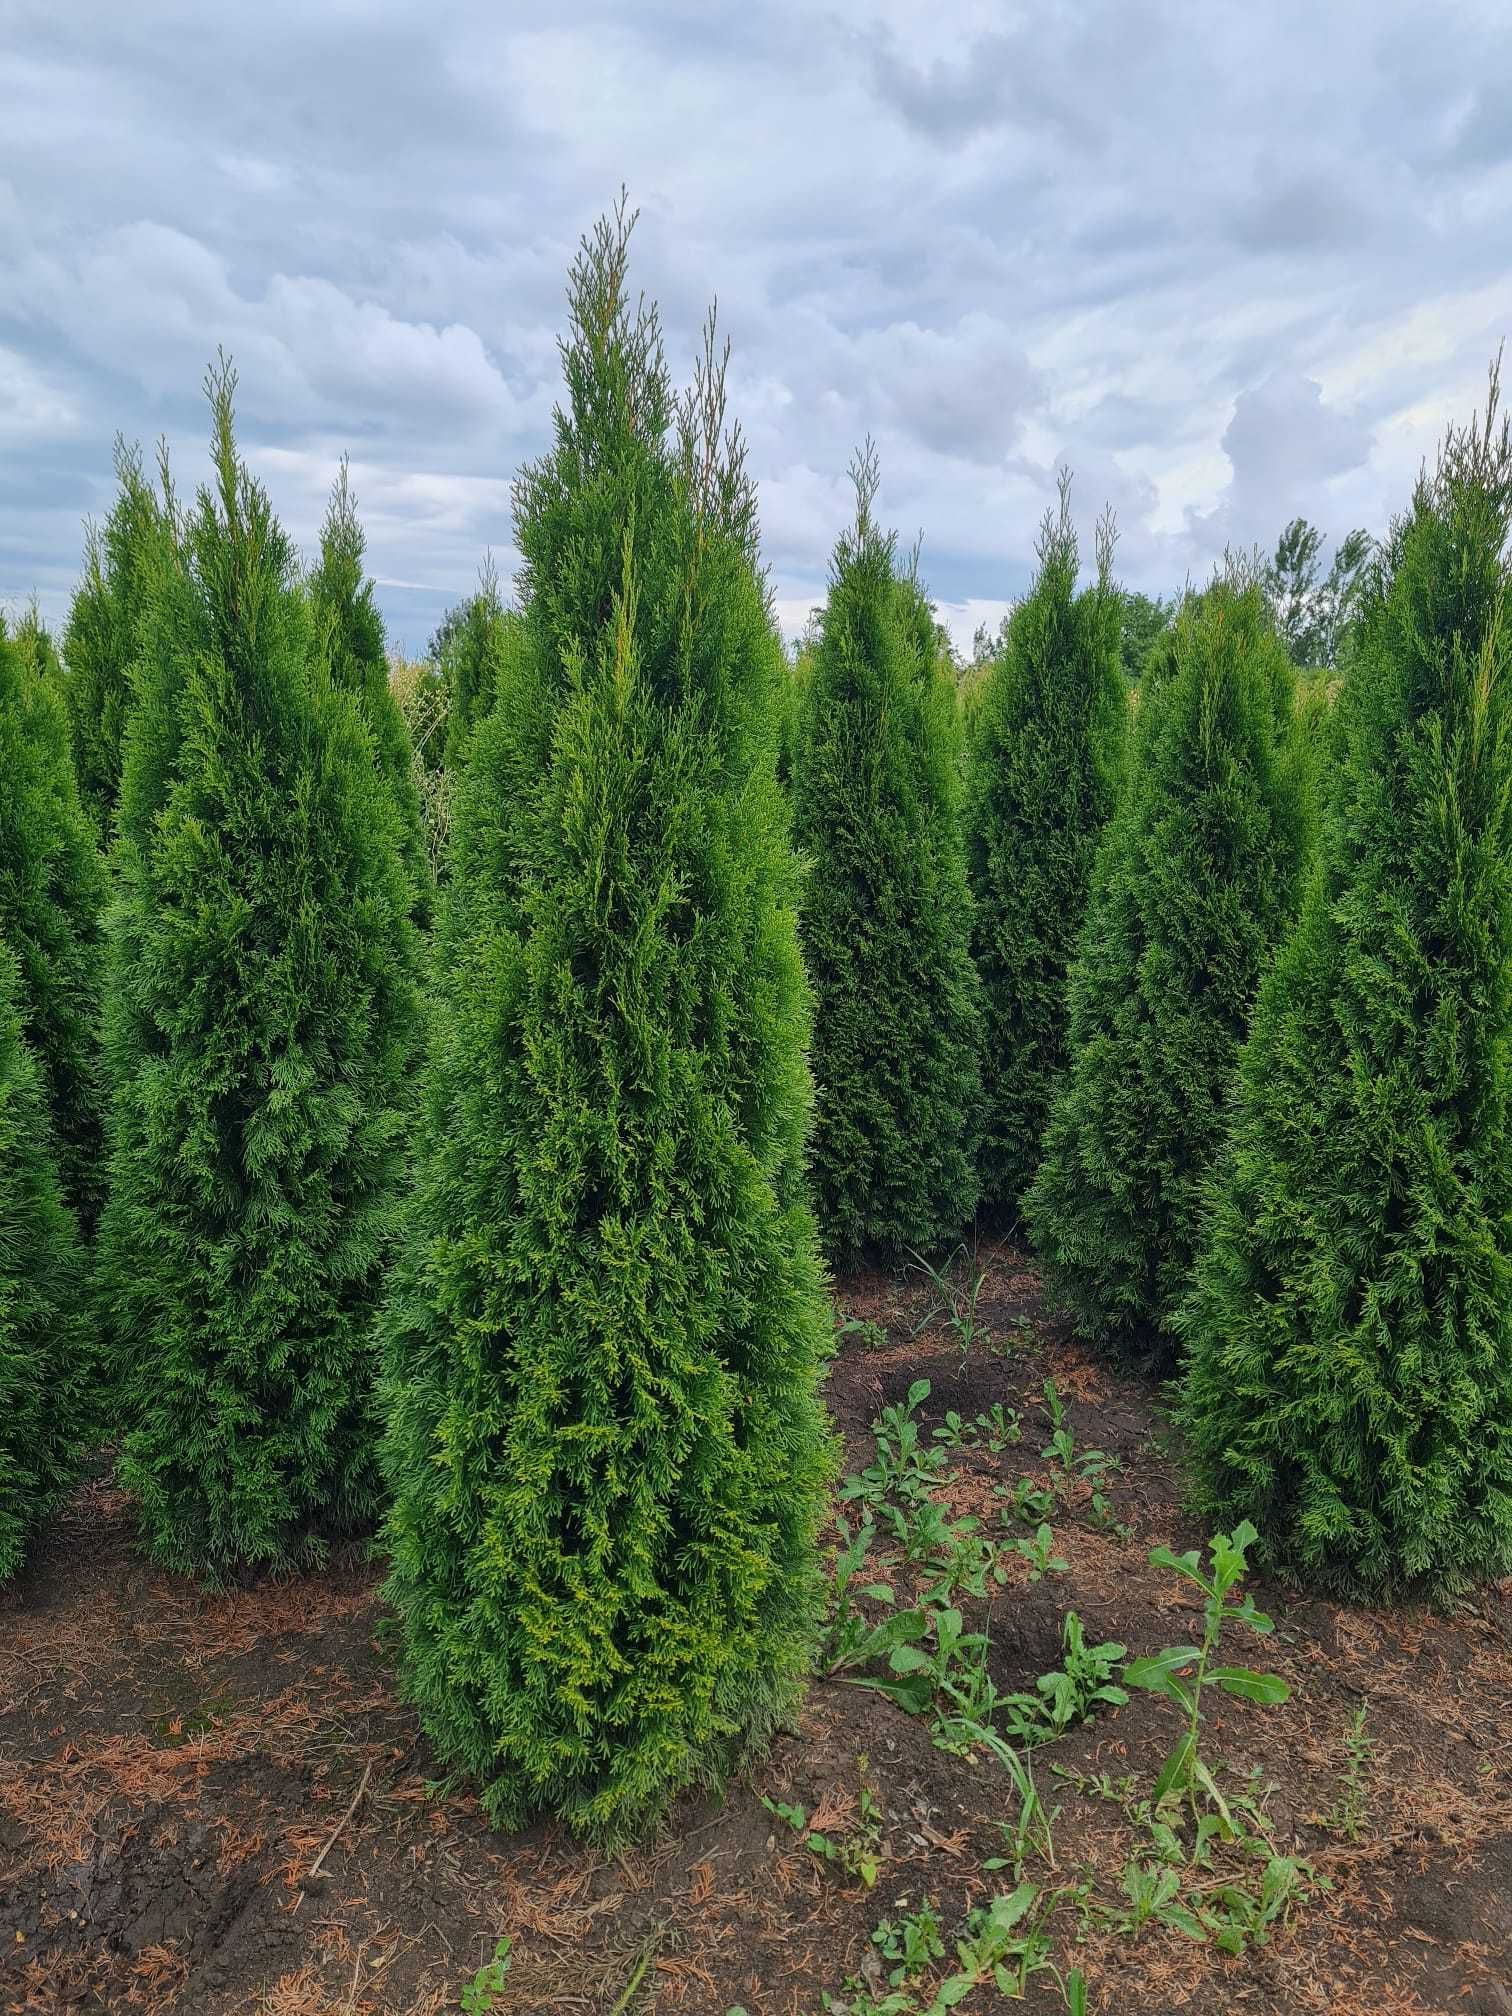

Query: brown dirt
left=3, top=1246, right=1511, bottom=2014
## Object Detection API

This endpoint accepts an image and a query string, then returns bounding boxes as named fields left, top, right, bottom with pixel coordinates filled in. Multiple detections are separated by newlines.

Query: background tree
left=791, top=450, right=981, bottom=1258
left=388, top=651, right=452, bottom=884
left=0, top=946, right=87, bottom=1583
left=774, top=639, right=811, bottom=792
left=1116, top=587, right=1172, bottom=689
left=1179, top=374, right=1512, bottom=1600
left=97, top=363, right=422, bottom=1582
left=380, top=207, right=833, bottom=1843
left=1025, top=578, right=1314, bottom=1361
left=10, top=602, right=67, bottom=699
left=0, top=618, right=107, bottom=1228
left=308, top=462, right=432, bottom=925
left=438, top=561, right=514, bottom=768
left=969, top=608, right=1013, bottom=669
left=61, top=437, right=172, bottom=832
left=1263, top=516, right=1371, bottom=669
left=966, top=477, right=1128, bottom=1218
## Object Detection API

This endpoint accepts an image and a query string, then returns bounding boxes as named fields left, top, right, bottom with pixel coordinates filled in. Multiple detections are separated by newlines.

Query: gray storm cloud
left=2, top=0, right=1511, bottom=652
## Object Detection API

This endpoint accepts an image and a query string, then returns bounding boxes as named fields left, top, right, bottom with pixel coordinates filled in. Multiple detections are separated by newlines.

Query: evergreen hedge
left=379, top=209, right=833, bottom=1842
left=0, top=946, right=87, bottom=1584
left=96, top=364, right=422, bottom=1581
left=791, top=450, right=981, bottom=1258
left=1025, top=579, right=1314, bottom=1360
left=0, top=618, right=107, bottom=1228
left=966, top=480, right=1127, bottom=1217
left=1178, top=378, right=1512, bottom=1600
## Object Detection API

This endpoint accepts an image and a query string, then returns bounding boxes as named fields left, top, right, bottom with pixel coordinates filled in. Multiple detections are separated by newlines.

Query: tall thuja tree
left=0, top=946, right=87, bottom=1583
left=791, top=450, right=981, bottom=1258
left=1025, top=579, right=1314, bottom=1361
left=62, top=437, right=171, bottom=833
left=1179, top=375, right=1512, bottom=1600
left=380, top=207, right=833, bottom=1843
left=97, top=362, right=422, bottom=1581
left=966, top=478, right=1127, bottom=1217
left=308, top=462, right=433, bottom=926
left=0, top=618, right=107, bottom=1228
left=440, top=560, right=513, bottom=768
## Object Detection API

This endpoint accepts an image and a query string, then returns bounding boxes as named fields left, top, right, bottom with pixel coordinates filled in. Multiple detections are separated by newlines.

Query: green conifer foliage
left=1025, top=579, right=1314, bottom=1360
left=12, top=603, right=67, bottom=699
left=0, top=946, right=87, bottom=1583
left=379, top=208, right=833, bottom=1842
left=62, top=437, right=171, bottom=832
left=966, top=479, right=1127, bottom=1217
left=791, top=451, right=981, bottom=1258
left=439, top=561, right=513, bottom=767
left=97, top=363, right=422, bottom=1582
left=775, top=640, right=812, bottom=794
left=308, top=461, right=433, bottom=925
left=1178, top=375, right=1512, bottom=1600
left=0, top=619, right=107, bottom=1228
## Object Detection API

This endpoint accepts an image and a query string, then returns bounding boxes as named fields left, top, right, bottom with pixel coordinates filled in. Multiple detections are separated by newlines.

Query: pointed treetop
left=193, top=350, right=294, bottom=651
left=677, top=304, right=760, bottom=558
left=557, top=192, right=670, bottom=459
left=850, top=436, right=882, bottom=544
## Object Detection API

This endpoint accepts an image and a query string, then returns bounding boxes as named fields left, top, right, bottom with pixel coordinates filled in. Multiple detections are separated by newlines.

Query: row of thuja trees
left=807, top=367, right=1512, bottom=1607
left=2, top=198, right=1512, bottom=1837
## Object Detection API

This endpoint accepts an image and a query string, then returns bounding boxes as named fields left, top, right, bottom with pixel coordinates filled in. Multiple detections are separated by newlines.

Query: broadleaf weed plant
left=1123, top=1522, right=1289, bottom=1833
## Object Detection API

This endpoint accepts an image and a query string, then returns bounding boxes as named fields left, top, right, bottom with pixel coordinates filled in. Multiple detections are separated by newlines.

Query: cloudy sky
left=4, top=0, right=1511, bottom=655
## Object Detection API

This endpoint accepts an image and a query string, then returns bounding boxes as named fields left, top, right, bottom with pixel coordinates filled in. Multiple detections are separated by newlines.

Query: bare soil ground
left=3, top=1245, right=1511, bottom=2014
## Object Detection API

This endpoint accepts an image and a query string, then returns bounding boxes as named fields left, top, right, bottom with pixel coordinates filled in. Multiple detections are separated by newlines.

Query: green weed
left=1124, top=1522, right=1289, bottom=1832
left=1325, top=1703, right=1372, bottom=1843
left=909, top=1245, right=989, bottom=1361
left=459, top=1937, right=512, bottom=2014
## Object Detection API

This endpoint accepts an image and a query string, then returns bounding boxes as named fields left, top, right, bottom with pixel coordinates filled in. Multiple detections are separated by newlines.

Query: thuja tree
left=966, top=478, right=1127, bottom=1216
left=62, top=436, right=172, bottom=832
left=380, top=207, right=833, bottom=1842
left=791, top=450, right=981, bottom=1258
left=1179, top=375, right=1512, bottom=1600
left=389, top=653, right=453, bottom=885
left=97, top=363, right=422, bottom=1581
left=439, top=561, right=513, bottom=767
left=308, top=462, right=432, bottom=925
left=0, top=618, right=107, bottom=1228
left=11, top=603, right=67, bottom=697
left=1025, top=579, right=1314, bottom=1361
left=0, top=945, right=87, bottom=1583
left=775, top=639, right=812, bottom=793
